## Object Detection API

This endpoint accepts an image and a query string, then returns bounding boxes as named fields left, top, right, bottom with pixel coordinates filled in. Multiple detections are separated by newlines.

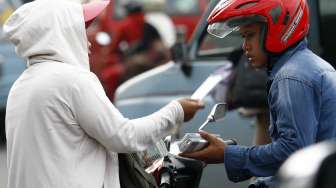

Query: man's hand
left=179, top=131, right=226, bottom=164
left=178, top=99, right=204, bottom=122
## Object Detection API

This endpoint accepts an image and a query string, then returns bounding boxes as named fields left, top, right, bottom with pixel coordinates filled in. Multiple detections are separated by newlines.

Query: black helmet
left=124, top=1, right=143, bottom=15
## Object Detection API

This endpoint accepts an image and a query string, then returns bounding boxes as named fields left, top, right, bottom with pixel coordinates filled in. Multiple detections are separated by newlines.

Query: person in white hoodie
left=3, top=0, right=204, bottom=188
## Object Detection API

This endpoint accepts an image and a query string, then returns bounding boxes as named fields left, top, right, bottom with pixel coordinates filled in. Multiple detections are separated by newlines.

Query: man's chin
left=250, top=62, right=265, bottom=69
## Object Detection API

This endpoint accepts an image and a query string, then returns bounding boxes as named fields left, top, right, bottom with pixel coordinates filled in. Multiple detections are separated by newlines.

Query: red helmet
left=207, top=0, right=310, bottom=53
left=83, top=0, right=110, bottom=28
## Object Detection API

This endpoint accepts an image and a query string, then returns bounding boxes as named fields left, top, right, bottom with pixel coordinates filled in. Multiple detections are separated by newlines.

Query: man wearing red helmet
left=181, top=0, right=336, bottom=187
left=3, top=0, right=203, bottom=188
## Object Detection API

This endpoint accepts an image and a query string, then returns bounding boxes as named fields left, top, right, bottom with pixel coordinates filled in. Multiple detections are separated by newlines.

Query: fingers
left=179, top=147, right=211, bottom=161
left=178, top=98, right=205, bottom=109
left=178, top=98, right=205, bottom=122
left=199, top=131, right=218, bottom=144
left=191, top=99, right=205, bottom=109
left=179, top=131, right=213, bottom=161
left=186, top=99, right=205, bottom=108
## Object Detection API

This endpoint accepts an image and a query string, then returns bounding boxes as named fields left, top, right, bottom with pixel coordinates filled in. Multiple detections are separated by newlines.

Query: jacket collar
left=269, top=39, right=308, bottom=79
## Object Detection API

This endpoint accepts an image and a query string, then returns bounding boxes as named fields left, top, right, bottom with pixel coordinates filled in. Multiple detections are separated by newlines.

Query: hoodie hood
left=3, top=0, right=89, bottom=70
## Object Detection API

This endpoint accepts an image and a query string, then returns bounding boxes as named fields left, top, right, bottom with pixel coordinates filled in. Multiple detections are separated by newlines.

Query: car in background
left=0, top=0, right=28, bottom=142
left=114, top=0, right=336, bottom=187
left=87, top=0, right=208, bottom=100
left=89, top=0, right=208, bottom=43
left=162, top=0, right=208, bottom=41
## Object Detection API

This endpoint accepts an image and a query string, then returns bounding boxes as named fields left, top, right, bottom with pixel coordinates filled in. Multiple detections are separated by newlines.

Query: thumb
left=185, top=99, right=205, bottom=108
left=198, top=131, right=217, bottom=143
left=192, top=99, right=205, bottom=108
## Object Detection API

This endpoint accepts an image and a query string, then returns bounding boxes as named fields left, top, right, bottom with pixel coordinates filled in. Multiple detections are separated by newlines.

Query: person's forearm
left=120, top=101, right=184, bottom=152
left=74, top=75, right=184, bottom=153
left=224, top=135, right=302, bottom=182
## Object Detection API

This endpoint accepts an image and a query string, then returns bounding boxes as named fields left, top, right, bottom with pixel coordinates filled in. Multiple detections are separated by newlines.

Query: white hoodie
left=3, top=0, right=184, bottom=188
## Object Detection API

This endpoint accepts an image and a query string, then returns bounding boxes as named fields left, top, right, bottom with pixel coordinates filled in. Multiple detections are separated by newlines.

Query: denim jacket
left=224, top=40, right=336, bottom=186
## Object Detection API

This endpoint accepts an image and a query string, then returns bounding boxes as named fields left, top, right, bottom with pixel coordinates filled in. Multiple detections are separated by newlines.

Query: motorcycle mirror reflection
left=199, top=103, right=226, bottom=131
left=95, top=32, right=112, bottom=46
left=209, top=103, right=226, bottom=122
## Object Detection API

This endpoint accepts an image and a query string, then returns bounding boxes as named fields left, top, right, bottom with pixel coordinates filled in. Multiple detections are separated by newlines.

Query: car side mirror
left=170, top=26, right=192, bottom=77
left=170, top=42, right=185, bottom=63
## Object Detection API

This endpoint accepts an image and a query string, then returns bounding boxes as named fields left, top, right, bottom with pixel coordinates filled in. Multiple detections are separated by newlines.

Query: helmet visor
left=207, top=15, right=266, bottom=38
left=207, top=22, right=239, bottom=38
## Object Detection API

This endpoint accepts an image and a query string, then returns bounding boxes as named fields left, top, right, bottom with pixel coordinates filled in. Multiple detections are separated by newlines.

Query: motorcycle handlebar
left=158, top=139, right=238, bottom=188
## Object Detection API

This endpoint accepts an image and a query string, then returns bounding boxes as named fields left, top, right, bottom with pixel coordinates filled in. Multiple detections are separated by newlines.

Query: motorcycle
left=141, top=103, right=237, bottom=188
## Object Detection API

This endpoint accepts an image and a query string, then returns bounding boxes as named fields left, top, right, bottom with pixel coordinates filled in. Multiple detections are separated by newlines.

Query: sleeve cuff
left=170, top=100, right=184, bottom=126
left=225, top=145, right=247, bottom=170
left=224, top=145, right=251, bottom=182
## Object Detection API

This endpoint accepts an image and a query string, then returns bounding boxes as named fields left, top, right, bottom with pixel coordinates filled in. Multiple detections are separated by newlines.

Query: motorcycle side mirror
left=209, top=103, right=226, bottom=122
left=199, top=103, right=226, bottom=131
left=95, top=31, right=112, bottom=46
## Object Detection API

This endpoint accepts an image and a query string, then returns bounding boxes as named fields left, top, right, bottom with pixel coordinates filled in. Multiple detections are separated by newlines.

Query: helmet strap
left=258, top=23, right=275, bottom=74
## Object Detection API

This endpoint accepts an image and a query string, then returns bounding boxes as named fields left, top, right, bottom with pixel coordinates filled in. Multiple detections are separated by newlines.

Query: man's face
left=239, top=23, right=267, bottom=68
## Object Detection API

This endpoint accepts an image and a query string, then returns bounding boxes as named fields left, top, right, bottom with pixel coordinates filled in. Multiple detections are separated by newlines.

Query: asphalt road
left=0, top=144, right=7, bottom=188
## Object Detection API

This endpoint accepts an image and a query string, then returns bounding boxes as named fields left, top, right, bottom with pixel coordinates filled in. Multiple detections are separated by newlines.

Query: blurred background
left=0, top=0, right=336, bottom=188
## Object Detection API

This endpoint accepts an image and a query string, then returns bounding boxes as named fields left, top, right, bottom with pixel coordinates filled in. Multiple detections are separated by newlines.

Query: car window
left=319, top=0, right=336, bottom=15
left=114, top=0, right=202, bottom=19
left=113, top=0, right=128, bottom=19
left=197, top=30, right=243, bottom=58
left=114, top=0, right=166, bottom=19
left=164, top=0, right=200, bottom=16
left=318, top=0, right=336, bottom=64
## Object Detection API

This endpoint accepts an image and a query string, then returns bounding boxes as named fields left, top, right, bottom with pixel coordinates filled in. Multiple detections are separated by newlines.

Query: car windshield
left=164, top=0, right=200, bottom=15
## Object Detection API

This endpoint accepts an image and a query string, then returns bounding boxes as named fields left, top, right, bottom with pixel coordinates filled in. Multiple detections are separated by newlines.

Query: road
left=0, top=144, right=7, bottom=188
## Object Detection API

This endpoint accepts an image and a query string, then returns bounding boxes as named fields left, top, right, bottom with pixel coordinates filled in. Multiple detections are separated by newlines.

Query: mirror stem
left=198, top=119, right=210, bottom=131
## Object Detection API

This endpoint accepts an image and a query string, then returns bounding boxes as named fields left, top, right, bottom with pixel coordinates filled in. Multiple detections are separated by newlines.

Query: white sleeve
left=71, top=74, right=184, bottom=152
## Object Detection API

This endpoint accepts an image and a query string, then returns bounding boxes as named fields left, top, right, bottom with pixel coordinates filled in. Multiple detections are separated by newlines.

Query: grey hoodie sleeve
left=71, top=73, right=184, bottom=152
